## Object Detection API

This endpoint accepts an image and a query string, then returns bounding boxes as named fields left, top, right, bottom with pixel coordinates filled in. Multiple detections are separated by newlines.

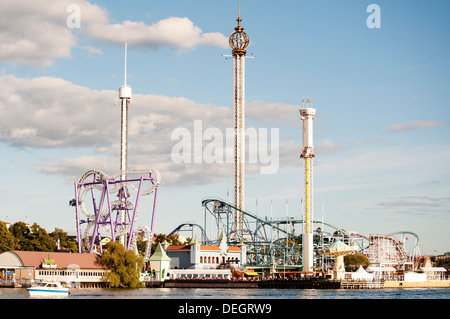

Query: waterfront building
left=165, top=234, right=247, bottom=270
left=0, top=251, right=108, bottom=287
left=168, top=268, right=232, bottom=280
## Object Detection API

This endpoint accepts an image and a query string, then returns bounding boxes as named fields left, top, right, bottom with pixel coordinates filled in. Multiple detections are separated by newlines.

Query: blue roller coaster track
left=168, top=198, right=420, bottom=268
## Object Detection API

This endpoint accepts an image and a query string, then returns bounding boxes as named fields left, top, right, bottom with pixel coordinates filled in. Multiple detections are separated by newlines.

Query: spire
left=229, top=0, right=249, bottom=55
left=238, top=0, right=241, bottom=19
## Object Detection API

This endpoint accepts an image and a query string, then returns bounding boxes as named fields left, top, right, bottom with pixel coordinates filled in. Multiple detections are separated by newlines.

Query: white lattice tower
left=118, top=42, right=132, bottom=246
left=229, top=2, right=249, bottom=240
left=300, top=101, right=316, bottom=272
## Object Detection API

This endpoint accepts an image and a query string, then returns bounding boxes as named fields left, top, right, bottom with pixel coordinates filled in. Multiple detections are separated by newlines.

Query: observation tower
left=300, top=99, right=316, bottom=272
left=229, top=0, right=249, bottom=240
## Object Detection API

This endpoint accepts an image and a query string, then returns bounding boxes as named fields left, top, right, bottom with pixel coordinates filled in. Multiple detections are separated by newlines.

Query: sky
left=0, top=0, right=449, bottom=255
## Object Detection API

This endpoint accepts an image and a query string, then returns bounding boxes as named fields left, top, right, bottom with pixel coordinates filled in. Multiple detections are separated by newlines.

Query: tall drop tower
left=229, top=1, right=249, bottom=240
left=300, top=99, right=316, bottom=272
left=118, top=42, right=132, bottom=246
left=119, top=42, right=131, bottom=181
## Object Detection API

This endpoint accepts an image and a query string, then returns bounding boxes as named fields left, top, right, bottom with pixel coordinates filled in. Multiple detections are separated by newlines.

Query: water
left=1, top=287, right=446, bottom=318
left=1, top=287, right=449, bottom=299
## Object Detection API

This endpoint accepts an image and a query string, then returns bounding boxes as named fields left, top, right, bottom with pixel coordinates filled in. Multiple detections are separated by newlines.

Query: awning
left=245, top=272, right=259, bottom=276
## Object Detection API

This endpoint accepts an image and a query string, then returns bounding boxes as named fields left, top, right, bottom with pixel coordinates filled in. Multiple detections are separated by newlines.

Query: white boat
left=27, top=281, right=69, bottom=297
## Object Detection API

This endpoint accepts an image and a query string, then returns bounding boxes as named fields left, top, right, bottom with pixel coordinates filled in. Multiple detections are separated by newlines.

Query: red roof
left=200, top=245, right=221, bottom=251
left=166, top=245, right=190, bottom=251
left=11, top=251, right=106, bottom=269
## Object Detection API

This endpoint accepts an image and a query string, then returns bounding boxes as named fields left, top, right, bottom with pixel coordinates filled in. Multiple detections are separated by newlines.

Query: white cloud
left=316, top=139, right=345, bottom=155
left=0, top=0, right=228, bottom=67
left=80, top=46, right=104, bottom=57
left=87, top=17, right=228, bottom=51
left=0, top=74, right=115, bottom=147
left=0, top=0, right=77, bottom=66
left=0, top=73, right=353, bottom=186
left=246, top=100, right=299, bottom=127
left=0, top=73, right=234, bottom=185
left=387, top=120, right=446, bottom=132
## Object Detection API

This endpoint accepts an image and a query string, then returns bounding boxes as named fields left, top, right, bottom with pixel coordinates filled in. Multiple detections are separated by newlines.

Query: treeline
left=0, top=221, right=77, bottom=254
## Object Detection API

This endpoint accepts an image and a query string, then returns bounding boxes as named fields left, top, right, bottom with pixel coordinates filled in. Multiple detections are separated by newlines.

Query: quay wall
left=163, top=279, right=258, bottom=288
left=384, top=281, right=450, bottom=288
left=258, top=279, right=340, bottom=289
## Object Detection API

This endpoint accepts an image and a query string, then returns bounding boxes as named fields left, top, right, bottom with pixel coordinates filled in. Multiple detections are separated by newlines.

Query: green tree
left=9, top=222, right=33, bottom=251
left=50, top=228, right=78, bottom=253
left=344, top=254, right=371, bottom=272
left=150, top=233, right=185, bottom=253
left=29, top=223, right=56, bottom=251
left=99, top=241, right=145, bottom=288
left=0, top=222, right=19, bottom=253
left=9, top=222, right=56, bottom=251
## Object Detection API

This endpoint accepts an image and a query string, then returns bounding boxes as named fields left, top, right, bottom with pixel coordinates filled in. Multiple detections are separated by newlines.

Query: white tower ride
left=118, top=42, right=132, bottom=246
left=300, top=99, right=316, bottom=272
left=119, top=42, right=131, bottom=180
left=229, top=1, right=249, bottom=240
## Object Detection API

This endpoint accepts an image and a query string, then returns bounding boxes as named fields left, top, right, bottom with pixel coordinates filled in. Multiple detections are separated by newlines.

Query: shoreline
left=147, top=278, right=450, bottom=289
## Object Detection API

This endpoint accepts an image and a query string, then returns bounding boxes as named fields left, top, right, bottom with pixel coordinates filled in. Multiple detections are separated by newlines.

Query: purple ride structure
left=74, top=169, right=160, bottom=258
left=73, top=44, right=161, bottom=259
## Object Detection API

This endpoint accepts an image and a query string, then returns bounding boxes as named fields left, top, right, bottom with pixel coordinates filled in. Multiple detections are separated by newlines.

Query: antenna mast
left=123, top=42, right=127, bottom=87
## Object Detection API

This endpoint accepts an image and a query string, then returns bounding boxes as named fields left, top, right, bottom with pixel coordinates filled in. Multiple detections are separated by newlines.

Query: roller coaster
left=168, top=198, right=421, bottom=269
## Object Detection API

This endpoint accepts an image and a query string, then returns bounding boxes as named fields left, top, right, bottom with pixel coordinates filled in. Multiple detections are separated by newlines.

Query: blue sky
left=0, top=0, right=449, bottom=255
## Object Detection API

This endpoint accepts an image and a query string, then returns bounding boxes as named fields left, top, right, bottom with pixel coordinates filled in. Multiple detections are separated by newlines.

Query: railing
left=341, top=280, right=383, bottom=289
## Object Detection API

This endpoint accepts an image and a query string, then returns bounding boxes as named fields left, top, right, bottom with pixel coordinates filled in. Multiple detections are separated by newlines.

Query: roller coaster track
left=201, top=198, right=360, bottom=266
left=155, top=198, right=419, bottom=268
left=167, top=223, right=211, bottom=244
left=202, top=197, right=352, bottom=241
left=365, top=232, right=420, bottom=269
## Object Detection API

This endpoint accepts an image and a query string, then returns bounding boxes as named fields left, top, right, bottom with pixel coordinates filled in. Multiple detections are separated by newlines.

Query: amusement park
left=62, top=2, right=448, bottom=289
left=0, top=1, right=449, bottom=295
